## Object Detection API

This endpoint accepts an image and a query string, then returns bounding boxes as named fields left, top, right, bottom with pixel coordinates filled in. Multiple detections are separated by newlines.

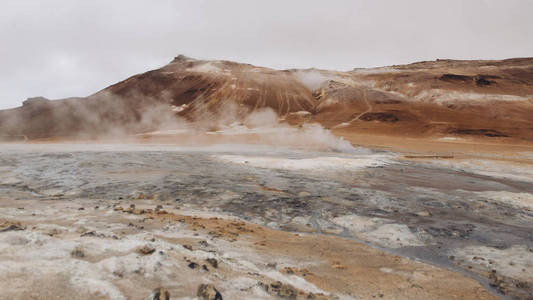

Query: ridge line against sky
left=1, top=0, right=532, bottom=109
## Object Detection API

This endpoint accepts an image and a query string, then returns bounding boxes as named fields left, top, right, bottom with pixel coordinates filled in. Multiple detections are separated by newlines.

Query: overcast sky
left=1, top=0, right=532, bottom=109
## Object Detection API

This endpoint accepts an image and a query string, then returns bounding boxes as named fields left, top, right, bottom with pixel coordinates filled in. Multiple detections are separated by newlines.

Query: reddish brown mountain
left=1, top=55, right=532, bottom=141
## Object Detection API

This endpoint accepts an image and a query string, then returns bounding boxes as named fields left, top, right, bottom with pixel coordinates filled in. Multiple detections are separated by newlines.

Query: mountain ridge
left=1, top=55, right=532, bottom=141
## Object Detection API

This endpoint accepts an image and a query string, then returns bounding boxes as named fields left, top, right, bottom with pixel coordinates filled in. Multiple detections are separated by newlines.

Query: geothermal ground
left=0, top=56, right=532, bottom=299
left=0, top=138, right=531, bottom=299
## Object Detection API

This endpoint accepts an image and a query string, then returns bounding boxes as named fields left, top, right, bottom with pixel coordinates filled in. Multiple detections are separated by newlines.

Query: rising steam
left=0, top=86, right=361, bottom=153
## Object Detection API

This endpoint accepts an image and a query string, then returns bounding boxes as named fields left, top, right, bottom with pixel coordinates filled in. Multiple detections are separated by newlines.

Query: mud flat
left=0, top=143, right=531, bottom=299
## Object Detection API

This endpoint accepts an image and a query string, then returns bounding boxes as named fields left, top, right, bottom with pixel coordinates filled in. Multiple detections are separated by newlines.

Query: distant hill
left=1, top=55, right=532, bottom=141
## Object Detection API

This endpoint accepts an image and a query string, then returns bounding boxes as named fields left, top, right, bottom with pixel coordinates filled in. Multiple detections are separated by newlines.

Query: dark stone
left=474, top=75, right=494, bottom=86
left=188, top=262, right=199, bottom=269
left=206, top=258, right=218, bottom=268
left=263, top=281, right=297, bottom=299
left=197, top=284, right=223, bottom=300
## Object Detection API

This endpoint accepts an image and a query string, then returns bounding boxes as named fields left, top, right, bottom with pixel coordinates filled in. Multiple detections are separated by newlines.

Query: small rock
left=183, top=244, right=193, bottom=251
left=126, top=204, right=136, bottom=213
left=266, top=262, right=277, bottom=269
left=197, top=284, right=223, bottom=300
left=81, top=231, right=98, bottom=237
left=306, top=292, right=333, bottom=299
left=188, top=262, right=199, bottom=269
left=415, top=211, right=431, bottom=217
left=279, top=285, right=297, bottom=298
left=267, top=281, right=297, bottom=299
left=331, top=261, right=346, bottom=270
left=283, top=267, right=296, bottom=274
left=71, top=246, right=85, bottom=258
left=206, top=258, right=218, bottom=268
left=137, top=245, right=156, bottom=255
left=0, top=222, right=25, bottom=232
left=150, top=287, right=170, bottom=300
left=300, top=268, right=312, bottom=276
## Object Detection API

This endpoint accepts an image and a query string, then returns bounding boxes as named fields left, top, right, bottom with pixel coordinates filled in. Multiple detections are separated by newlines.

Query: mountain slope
left=1, top=55, right=532, bottom=141
left=308, top=58, right=533, bottom=140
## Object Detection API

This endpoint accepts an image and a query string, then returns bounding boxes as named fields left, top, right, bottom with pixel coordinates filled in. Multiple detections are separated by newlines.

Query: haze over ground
left=1, top=0, right=533, bottom=109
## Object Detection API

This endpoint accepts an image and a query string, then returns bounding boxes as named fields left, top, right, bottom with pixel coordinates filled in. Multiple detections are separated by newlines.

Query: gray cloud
left=1, top=0, right=532, bottom=109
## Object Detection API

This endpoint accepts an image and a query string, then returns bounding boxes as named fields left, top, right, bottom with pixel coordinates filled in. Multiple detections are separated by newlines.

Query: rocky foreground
left=0, top=143, right=531, bottom=299
left=0, top=199, right=495, bottom=300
